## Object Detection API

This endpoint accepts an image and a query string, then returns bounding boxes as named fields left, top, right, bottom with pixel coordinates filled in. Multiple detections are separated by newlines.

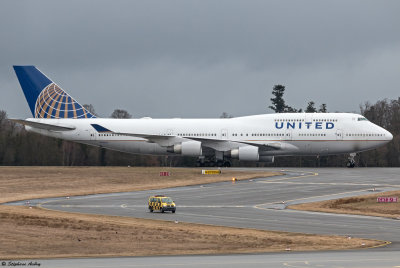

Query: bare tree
left=0, top=110, right=7, bottom=130
left=110, top=109, right=132, bottom=119
left=220, top=112, right=233, bottom=118
left=83, top=104, right=98, bottom=116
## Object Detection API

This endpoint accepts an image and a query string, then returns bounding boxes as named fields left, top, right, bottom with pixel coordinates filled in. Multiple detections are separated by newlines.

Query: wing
left=188, top=137, right=283, bottom=151
left=113, top=131, right=182, bottom=146
left=90, top=124, right=284, bottom=151
left=91, top=124, right=181, bottom=146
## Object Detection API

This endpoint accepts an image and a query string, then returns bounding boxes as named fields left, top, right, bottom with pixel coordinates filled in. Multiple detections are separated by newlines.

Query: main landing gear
left=347, top=153, right=356, bottom=168
left=196, top=157, right=231, bottom=167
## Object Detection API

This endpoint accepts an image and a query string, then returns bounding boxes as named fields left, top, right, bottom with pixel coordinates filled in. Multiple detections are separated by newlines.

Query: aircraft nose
left=386, top=130, right=393, bottom=141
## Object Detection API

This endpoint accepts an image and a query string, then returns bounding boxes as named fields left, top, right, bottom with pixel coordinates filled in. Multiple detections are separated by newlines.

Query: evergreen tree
left=319, top=103, right=327, bottom=113
left=285, top=106, right=299, bottom=113
left=305, top=101, right=317, bottom=113
left=269, top=85, right=287, bottom=113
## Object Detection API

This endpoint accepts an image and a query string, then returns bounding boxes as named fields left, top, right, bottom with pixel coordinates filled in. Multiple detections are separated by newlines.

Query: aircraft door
left=285, top=130, right=292, bottom=140
left=336, top=129, right=343, bottom=140
left=86, top=129, right=96, bottom=140
left=221, top=129, right=228, bottom=139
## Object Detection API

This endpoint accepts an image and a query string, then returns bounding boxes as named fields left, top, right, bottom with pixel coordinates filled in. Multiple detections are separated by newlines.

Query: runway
left=7, top=168, right=400, bottom=267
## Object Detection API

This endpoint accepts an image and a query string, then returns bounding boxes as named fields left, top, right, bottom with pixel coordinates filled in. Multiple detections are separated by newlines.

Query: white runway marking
left=56, top=204, right=250, bottom=209
left=257, top=181, right=400, bottom=187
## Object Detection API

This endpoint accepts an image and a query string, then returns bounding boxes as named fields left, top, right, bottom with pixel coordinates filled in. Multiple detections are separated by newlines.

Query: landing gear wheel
left=347, top=153, right=356, bottom=168
left=172, top=210, right=176, bottom=213
left=205, top=161, right=213, bottom=167
left=347, top=160, right=355, bottom=168
left=197, top=157, right=206, bottom=167
left=196, top=160, right=205, bottom=167
left=161, top=209, right=165, bottom=213
left=223, top=161, right=231, bottom=167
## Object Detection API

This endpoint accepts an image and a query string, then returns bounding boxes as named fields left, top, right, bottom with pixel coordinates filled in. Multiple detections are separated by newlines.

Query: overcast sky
left=1, top=0, right=399, bottom=118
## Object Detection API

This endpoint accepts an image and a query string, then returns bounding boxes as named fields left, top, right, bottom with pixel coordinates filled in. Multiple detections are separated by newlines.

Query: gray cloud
left=1, top=0, right=399, bottom=118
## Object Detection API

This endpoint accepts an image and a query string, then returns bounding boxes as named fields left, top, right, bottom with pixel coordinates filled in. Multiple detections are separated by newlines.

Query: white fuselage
left=25, top=113, right=393, bottom=159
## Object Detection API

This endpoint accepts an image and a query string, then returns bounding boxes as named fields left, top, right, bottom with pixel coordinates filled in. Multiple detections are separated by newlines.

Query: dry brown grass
left=289, top=190, right=400, bottom=219
left=0, top=166, right=281, bottom=203
left=0, top=205, right=382, bottom=259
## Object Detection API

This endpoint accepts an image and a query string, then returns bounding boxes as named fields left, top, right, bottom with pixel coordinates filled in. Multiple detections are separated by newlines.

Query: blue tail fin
left=13, top=66, right=96, bottom=119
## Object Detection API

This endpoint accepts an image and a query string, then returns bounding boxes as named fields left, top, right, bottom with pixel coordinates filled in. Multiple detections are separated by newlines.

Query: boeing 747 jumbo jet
left=12, top=66, right=393, bottom=167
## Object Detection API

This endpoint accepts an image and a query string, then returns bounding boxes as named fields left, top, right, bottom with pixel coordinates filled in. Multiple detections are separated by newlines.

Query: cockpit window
left=358, top=117, right=368, bottom=121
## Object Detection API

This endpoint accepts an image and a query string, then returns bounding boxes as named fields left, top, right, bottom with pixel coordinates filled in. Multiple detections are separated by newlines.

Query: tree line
left=269, top=84, right=327, bottom=113
left=0, top=86, right=398, bottom=167
left=267, top=85, right=399, bottom=167
left=0, top=108, right=196, bottom=167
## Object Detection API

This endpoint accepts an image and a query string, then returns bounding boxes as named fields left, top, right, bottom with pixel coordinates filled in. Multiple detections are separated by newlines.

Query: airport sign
left=377, top=197, right=398, bottom=203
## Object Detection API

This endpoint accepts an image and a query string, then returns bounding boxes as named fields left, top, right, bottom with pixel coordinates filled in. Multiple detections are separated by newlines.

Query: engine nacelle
left=168, top=141, right=202, bottom=157
left=259, top=155, right=275, bottom=163
left=230, top=146, right=259, bottom=161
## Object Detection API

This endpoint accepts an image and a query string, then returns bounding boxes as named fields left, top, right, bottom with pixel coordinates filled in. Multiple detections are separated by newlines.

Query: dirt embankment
left=289, top=190, right=400, bottom=219
left=0, top=166, right=281, bottom=203
left=0, top=205, right=381, bottom=259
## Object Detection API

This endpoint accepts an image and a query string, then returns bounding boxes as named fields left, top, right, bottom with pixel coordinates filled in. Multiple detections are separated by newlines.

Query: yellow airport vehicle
left=148, top=195, right=176, bottom=213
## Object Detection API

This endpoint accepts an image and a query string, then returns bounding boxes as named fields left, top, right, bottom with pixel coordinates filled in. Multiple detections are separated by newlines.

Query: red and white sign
left=377, top=197, right=398, bottom=203
left=159, top=171, right=170, bottom=177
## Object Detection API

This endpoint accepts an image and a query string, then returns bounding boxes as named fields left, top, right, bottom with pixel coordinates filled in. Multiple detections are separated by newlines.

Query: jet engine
left=167, top=141, right=202, bottom=157
left=230, top=147, right=275, bottom=162
left=230, top=146, right=259, bottom=161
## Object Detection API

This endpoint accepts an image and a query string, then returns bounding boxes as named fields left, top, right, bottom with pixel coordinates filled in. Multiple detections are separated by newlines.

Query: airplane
left=11, top=66, right=393, bottom=168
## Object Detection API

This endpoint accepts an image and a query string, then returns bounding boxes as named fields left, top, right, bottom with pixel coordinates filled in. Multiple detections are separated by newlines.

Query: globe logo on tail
left=34, top=83, right=96, bottom=119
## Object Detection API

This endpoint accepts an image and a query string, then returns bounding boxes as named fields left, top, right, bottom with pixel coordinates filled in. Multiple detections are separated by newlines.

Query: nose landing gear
left=347, top=153, right=356, bottom=168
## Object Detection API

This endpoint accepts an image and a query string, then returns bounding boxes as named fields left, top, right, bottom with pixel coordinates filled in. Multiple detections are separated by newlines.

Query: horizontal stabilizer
left=10, top=119, right=76, bottom=131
